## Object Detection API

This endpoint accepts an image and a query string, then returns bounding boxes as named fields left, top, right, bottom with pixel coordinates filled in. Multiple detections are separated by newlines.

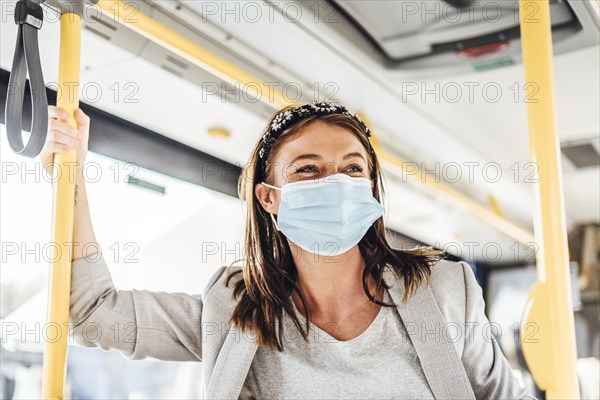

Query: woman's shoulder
left=427, top=258, right=472, bottom=323
left=383, top=256, right=469, bottom=295
left=200, top=266, right=243, bottom=325
left=429, top=258, right=471, bottom=291
left=201, top=265, right=244, bottom=307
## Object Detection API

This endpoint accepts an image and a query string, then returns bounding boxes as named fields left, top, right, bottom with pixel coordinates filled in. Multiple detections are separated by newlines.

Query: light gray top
left=242, top=288, right=435, bottom=399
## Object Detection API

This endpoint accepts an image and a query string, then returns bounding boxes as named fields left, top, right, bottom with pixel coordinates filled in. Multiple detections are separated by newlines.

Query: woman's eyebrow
left=291, top=153, right=321, bottom=164
left=290, top=152, right=365, bottom=164
left=343, top=152, right=366, bottom=162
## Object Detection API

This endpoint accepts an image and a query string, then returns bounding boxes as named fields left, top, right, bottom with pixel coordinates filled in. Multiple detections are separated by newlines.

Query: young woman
left=41, top=101, right=536, bottom=399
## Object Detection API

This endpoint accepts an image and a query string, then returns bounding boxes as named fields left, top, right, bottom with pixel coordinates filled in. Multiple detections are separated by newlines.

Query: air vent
left=160, top=64, right=183, bottom=77
left=88, top=14, right=117, bottom=31
left=562, top=140, right=600, bottom=169
left=82, top=12, right=118, bottom=41
left=80, top=2, right=149, bottom=56
left=166, top=55, right=189, bottom=70
left=83, top=25, right=112, bottom=41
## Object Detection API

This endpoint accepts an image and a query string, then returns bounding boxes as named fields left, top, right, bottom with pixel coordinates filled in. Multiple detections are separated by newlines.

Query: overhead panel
left=329, top=0, right=599, bottom=71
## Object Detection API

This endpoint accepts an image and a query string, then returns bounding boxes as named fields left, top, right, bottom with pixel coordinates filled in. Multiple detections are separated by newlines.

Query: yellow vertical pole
left=518, top=0, right=580, bottom=398
left=41, top=11, right=81, bottom=399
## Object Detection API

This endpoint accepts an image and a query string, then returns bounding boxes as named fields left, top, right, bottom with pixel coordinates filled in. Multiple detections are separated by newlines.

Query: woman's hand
left=40, top=106, right=90, bottom=172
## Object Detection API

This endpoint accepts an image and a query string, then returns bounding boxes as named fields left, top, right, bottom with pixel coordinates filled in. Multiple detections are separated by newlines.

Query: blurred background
left=1, top=0, right=599, bottom=398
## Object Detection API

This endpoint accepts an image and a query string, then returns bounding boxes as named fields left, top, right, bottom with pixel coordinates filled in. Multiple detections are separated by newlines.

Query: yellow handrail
left=518, top=0, right=580, bottom=398
left=41, top=12, right=81, bottom=400
left=96, top=0, right=292, bottom=109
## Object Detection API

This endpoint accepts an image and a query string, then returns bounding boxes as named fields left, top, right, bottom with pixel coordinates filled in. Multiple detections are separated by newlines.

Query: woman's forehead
left=276, top=122, right=366, bottom=159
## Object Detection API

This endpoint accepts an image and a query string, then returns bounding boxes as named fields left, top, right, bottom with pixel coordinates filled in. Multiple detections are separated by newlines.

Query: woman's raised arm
left=68, top=250, right=211, bottom=361
left=41, top=106, right=217, bottom=361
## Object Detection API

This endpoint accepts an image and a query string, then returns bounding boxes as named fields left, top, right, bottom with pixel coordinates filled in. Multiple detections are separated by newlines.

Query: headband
left=257, top=101, right=374, bottom=176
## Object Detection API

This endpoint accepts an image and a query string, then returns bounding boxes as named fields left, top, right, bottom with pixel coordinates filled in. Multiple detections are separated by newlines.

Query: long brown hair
left=226, top=103, right=446, bottom=351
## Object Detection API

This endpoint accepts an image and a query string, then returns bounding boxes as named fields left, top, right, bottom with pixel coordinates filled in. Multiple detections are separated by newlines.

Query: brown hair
left=225, top=103, right=446, bottom=351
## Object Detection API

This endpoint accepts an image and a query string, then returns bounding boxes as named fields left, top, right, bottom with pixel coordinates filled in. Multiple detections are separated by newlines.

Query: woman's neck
left=289, top=243, right=381, bottom=320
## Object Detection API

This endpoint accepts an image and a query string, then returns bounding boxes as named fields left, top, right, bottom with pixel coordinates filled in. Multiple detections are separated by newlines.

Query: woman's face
left=255, top=121, right=371, bottom=215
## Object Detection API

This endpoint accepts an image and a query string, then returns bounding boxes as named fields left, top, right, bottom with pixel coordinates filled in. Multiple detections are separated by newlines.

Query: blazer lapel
left=383, top=266, right=476, bottom=399
left=205, top=324, right=259, bottom=399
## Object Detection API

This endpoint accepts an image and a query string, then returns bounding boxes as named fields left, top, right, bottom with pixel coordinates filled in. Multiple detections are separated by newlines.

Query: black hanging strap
left=4, top=0, right=48, bottom=158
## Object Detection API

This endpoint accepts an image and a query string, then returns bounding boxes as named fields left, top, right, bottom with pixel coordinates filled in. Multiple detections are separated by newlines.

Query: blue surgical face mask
left=261, top=173, right=384, bottom=256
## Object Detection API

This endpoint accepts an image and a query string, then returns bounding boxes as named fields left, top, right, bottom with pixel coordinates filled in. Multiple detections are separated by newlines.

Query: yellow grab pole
left=41, top=12, right=81, bottom=399
left=518, top=0, right=580, bottom=398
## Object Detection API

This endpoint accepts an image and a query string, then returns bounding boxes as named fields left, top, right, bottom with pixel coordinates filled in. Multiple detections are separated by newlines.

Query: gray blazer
left=69, top=252, right=538, bottom=399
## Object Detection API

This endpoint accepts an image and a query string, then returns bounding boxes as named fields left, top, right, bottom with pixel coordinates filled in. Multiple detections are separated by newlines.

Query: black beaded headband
left=258, top=101, right=374, bottom=176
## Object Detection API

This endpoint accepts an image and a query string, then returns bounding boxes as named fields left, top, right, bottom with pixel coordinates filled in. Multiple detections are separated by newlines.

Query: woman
left=41, top=101, right=536, bottom=399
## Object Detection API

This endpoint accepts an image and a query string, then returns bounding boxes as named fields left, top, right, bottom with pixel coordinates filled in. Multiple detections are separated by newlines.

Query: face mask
left=261, top=173, right=384, bottom=256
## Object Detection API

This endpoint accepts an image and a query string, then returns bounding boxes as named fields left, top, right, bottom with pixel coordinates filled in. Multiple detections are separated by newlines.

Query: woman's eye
left=346, top=165, right=363, bottom=173
left=297, top=165, right=318, bottom=174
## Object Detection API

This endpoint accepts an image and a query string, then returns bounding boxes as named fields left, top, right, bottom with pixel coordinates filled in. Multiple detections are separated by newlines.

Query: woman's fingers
left=45, top=142, right=72, bottom=154
left=48, top=118, right=81, bottom=140
left=47, top=106, right=89, bottom=139
left=46, top=108, right=82, bottom=150
left=47, top=129, right=82, bottom=149
left=42, top=105, right=89, bottom=170
left=48, top=105, right=71, bottom=122
left=74, top=108, right=90, bottom=128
